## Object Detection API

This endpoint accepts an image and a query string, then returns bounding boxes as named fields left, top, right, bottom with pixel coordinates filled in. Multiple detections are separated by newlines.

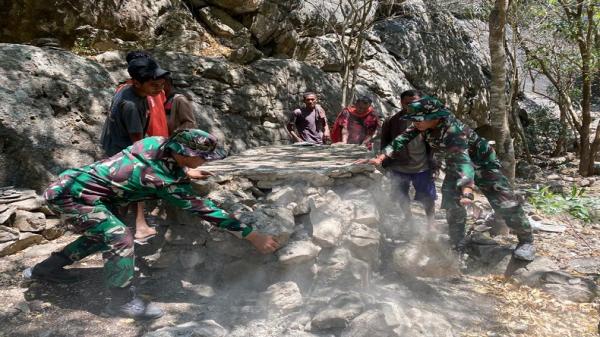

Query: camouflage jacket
left=51, top=136, right=252, bottom=237
left=383, top=115, right=498, bottom=189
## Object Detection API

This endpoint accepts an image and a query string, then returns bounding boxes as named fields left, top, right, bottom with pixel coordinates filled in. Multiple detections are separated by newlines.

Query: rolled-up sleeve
left=443, top=127, right=475, bottom=189
left=158, top=183, right=253, bottom=238
left=383, top=127, right=420, bottom=157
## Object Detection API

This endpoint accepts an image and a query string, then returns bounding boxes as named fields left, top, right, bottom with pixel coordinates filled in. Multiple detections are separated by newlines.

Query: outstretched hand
left=354, top=155, right=385, bottom=166
left=245, top=232, right=280, bottom=254
left=186, top=169, right=215, bottom=180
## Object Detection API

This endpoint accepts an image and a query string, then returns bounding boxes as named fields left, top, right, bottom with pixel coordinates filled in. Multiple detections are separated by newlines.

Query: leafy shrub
left=528, top=185, right=599, bottom=223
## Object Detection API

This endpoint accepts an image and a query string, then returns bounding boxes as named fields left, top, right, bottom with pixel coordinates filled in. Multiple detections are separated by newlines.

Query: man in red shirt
left=331, top=96, right=379, bottom=149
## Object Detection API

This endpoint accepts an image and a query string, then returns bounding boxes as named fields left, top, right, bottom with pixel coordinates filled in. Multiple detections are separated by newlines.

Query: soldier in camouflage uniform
left=24, top=129, right=279, bottom=320
left=362, top=96, right=535, bottom=261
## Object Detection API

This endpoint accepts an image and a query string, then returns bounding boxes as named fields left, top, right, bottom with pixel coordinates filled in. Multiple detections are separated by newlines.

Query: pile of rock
left=133, top=145, right=463, bottom=336
left=0, top=187, right=63, bottom=257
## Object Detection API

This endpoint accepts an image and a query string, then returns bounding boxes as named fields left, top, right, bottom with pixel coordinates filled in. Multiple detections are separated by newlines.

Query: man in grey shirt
left=287, top=92, right=330, bottom=144
left=101, top=85, right=149, bottom=156
left=380, top=90, right=437, bottom=227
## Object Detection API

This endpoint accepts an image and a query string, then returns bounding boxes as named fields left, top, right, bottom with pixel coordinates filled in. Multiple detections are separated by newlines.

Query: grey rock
left=281, top=331, right=321, bottom=337
left=0, top=44, right=111, bottom=190
left=266, top=186, right=298, bottom=206
left=190, top=179, right=222, bottom=197
left=349, top=198, right=379, bottom=226
left=262, top=281, right=303, bottom=313
left=375, top=7, right=490, bottom=125
left=41, top=218, right=64, bottom=240
left=397, top=307, right=455, bottom=337
left=311, top=292, right=364, bottom=330
left=512, top=256, right=560, bottom=286
left=0, top=225, right=19, bottom=243
left=392, top=237, right=460, bottom=278
left=206, top=189, right=241, bottom=211
left=515, top=161, right=542, bottom=180
left=144, top=320, right=228, bottom=337
left=277, top=240, right=322, bottom=265
left=207, top=0, right=264, bottom=14
left=309, top=190, right=349, bottom=247
left=312, top=217, right=343, bottom=248
left=547, top=180, right=565, bottom=194
left=568, top=257, right=600, bottom=275
left=9, top=197, right=45, bottom=212
left=295, top=35, right=344, bottom=72
left=198, top=7, right=247, bottom=38
left=2, top=1, right=179, bottom=49
left=542, top=283, right=596, bottom=303
left=229, top=44, right=264, bottom=65
left=23, top=243, right=60, bottom=258
left=13, top=210, right=46, bottom=232
left=0, top=206, right=16, bottom=226
left=0, top=232, right=44, bottom=257
left=377, top=302, right=406, bottom=328
left=540, top=271, right=575, bottom=285
left=530, top=220, right=567, bottom=233
left=466, top=244, right=513, bottom=275
left=315, top=248, right=370, bottom=289
left=341, top=309, right=401, bottom=337
left=344, top=223, right=380, bottom=266
left=239, top=204, right=295, bottom=245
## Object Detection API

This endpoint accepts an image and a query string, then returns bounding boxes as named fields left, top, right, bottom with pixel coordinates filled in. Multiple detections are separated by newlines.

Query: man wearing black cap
left=100, top=57, right=170, bottom=156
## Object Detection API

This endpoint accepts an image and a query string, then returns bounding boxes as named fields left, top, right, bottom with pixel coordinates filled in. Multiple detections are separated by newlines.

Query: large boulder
left=373, top=1, right=491, bottom=125
left=0, top=44, right=111, bottom=189
left=1, top=0, right=177, bottom=47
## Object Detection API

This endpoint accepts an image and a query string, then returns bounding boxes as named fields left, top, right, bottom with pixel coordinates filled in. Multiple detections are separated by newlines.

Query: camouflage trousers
left=441, top=165, right=533, bottom=247
left=44, top=181, right=134, bottom=289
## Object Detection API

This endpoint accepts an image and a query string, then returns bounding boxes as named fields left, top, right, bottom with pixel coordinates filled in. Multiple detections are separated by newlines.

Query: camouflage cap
left=165, top=129, right=226, bottom=161
left=402, top=96, right=450, bottom=121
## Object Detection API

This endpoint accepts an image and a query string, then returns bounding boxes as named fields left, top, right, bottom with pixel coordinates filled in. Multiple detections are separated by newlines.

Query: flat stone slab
left=204, top=144, right=377, bottom=186
left=568, top=257, right=600, bottom=274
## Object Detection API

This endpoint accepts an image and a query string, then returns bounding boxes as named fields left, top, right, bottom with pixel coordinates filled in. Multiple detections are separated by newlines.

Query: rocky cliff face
left=0, top=0, right=493, bottom=188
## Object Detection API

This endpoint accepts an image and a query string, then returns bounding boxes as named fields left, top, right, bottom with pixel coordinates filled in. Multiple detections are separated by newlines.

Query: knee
left=105, top=226, right=134, bottom=255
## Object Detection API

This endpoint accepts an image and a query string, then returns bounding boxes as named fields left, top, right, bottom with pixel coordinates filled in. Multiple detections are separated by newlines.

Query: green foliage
left=528, top=185, right=599, bottom=223
left=71, top=37, right=98, bottom=56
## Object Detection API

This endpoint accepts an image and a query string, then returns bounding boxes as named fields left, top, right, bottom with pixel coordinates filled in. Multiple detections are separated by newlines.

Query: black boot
left=514, top=235, right=535, bottom=261
left=105, top=286, right=164, bottom=320
left=23, top=252, right=78, bottom=283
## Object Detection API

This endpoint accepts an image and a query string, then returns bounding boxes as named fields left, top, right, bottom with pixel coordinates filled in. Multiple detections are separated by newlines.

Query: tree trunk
left=552, top=105, right=568, bottom=157
left=489, top=0, right=515, bottom=182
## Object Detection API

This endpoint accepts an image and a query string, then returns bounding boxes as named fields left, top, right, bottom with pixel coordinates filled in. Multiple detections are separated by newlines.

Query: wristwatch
left=462, top=192, right=475, bottom=200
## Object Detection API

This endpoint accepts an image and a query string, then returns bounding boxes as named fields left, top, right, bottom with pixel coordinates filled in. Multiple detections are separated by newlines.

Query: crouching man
left=360, top=97, right=535, bottom=261
left=24, top=129, right=279, bottom=320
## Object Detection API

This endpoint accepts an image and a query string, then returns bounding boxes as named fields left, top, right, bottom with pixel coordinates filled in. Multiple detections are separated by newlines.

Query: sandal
left=134, top=234, right=156, bottom=245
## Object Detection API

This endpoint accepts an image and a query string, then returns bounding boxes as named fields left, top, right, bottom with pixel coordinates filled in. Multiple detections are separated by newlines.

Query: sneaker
left=23, top=266, right=79, bottom=283
left=513, top=242, right=536, bottom=261
left=105, top=287, right=164, bottom=320
left=105, top=296, right=164, bottom=320
left=23, top=253, right=79, bottom=283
